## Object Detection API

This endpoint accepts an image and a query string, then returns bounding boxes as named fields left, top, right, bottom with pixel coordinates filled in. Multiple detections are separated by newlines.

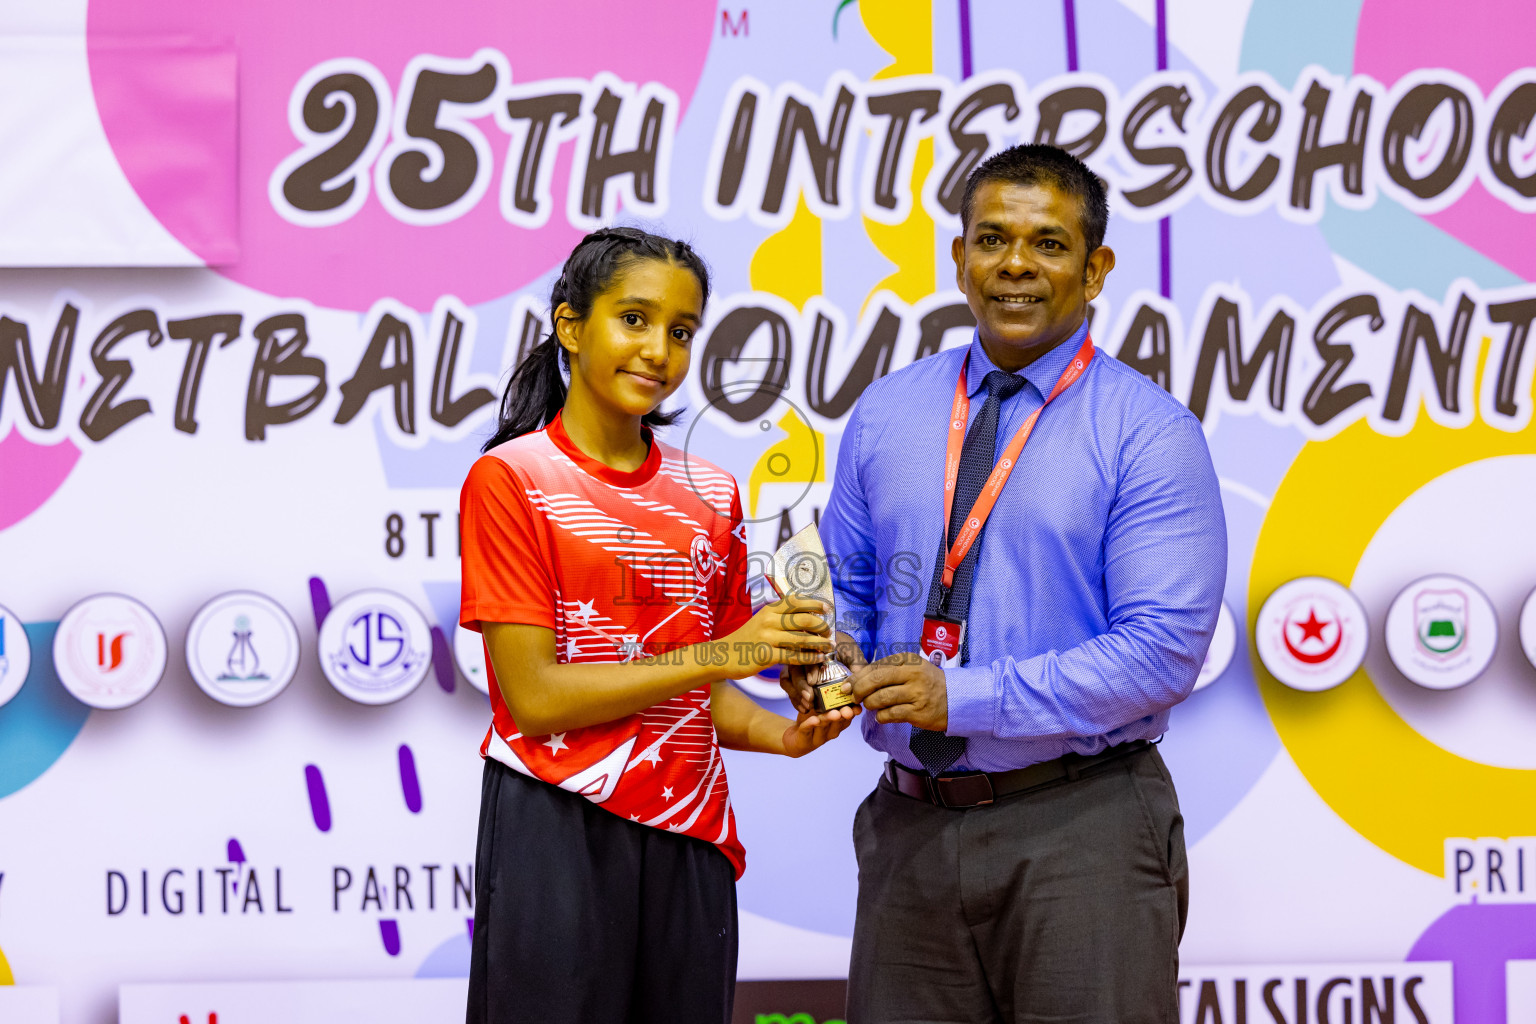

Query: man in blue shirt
left=785, top=145, right=1226, bottom=1021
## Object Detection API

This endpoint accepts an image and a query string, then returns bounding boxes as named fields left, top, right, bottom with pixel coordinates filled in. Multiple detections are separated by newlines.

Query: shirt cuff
left=943, top=665, right=995, bottom=737
left=831, top=604, right=875, bottom=662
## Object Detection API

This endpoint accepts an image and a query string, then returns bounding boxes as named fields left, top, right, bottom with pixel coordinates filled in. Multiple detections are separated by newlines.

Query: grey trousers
left=847, top=745, right=1188, bottom=1024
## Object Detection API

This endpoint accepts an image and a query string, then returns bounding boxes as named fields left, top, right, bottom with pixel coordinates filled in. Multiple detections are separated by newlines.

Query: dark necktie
left=911, top=369, right=1028, bottom=775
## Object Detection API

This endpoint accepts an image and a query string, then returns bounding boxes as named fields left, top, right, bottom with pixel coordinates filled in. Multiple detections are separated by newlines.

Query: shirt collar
left=546, top=411, right=661, bottom=487
left=963, top=319, right=1092, bottom=399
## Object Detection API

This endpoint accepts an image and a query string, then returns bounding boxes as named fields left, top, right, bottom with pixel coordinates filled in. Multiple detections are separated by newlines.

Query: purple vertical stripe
left=430, top=625, right=455, bottom=693
left=398, top=743, right=423, bottom=814
left=1159, top=218, right=1172, bottom=299
left=1062, top=0, right=1079, bottom=72
left=1155, top=0, right=1171, bottom=299
left=958, top=0, right=973, bottom=80
left=379, top=918, right=401, bottom=956
left=467, top=917, right=475, bottom=940
left=304, top=764, right=331, bottom=832
left=307, top=576, right=331, bottom=631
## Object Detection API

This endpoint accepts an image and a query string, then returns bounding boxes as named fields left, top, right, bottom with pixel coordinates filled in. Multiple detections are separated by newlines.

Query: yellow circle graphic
left=1250, top=412, right=1536, bottom=875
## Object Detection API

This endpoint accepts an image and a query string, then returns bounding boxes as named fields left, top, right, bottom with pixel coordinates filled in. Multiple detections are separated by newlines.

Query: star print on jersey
left=637, top=739, right=729, bottom=835
left=561, top=592, right=711, bottom=662
left=461, top=414, right=752, bottom=878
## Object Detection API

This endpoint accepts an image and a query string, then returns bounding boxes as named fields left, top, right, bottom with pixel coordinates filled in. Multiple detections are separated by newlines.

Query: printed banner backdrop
left=0, top=0, right=1534, bottom=1021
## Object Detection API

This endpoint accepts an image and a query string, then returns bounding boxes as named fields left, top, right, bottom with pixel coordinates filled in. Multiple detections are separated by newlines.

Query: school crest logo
left=1282, top=604, right=1342, bottom=665
left=1385, top=575, right=1497, bottom=690
left=52, top=594, right=168, bottom=709
left=1413, top=589, right=1466, bottom=658
left=318, top=589, right=432, bottom=705
left=1256, top=578, right=1368, bottom=692
left=186, top=591, right=301, bottom=707
left=690, top=532, right=721, bottom=585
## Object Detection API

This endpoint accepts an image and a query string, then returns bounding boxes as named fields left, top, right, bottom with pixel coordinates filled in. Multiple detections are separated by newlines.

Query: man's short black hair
left=959, top=144, right=1110, bottom=254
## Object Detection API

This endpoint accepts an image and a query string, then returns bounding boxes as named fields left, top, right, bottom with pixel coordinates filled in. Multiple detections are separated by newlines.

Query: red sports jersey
left=459, top=413, right=753, bottom=877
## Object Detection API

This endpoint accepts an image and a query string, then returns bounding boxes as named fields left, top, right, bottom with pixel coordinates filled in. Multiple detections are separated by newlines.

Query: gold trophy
left=769, top=523, right=857, bottom=712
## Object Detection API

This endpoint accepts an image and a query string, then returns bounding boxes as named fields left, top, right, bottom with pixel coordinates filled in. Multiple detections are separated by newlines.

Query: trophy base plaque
left=812, top=678, right=857, bottom=712
left=808, top=659, right=856, bottom=712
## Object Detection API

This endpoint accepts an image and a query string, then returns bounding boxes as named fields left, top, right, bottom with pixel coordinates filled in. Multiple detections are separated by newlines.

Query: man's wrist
left=834, top=629, right=869, bottom=665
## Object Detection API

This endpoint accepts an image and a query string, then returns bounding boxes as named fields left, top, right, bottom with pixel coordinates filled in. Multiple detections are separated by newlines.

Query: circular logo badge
left=317, top=590, right=432, bottom=705
left=453, top=624, right=490, bottom=696
left=0, top=603, right=33, bottom=709
left=186, top=592, right=302, bottom=707
left=1256, top=578, right=1369, bottom=692
left=1383, top=575, right=1497, bottom=690
left=1193, top=601, right=1237, bottom=692
left=53, top=594, right=167, bottom=709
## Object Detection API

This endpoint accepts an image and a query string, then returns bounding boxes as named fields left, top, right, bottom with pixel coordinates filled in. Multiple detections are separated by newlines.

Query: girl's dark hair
left=482, top=226, right=711, bottom=452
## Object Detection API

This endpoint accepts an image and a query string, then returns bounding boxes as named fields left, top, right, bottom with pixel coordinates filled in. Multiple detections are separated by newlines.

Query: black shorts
left=466, top=758, right=738, bottom=1024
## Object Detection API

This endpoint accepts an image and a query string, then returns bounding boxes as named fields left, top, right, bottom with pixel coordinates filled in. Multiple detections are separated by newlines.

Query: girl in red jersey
left=460, top=227, right=858, bottom=1024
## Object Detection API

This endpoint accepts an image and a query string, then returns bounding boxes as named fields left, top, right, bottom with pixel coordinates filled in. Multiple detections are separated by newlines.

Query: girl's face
left=556, top=258, right=703, bottom=419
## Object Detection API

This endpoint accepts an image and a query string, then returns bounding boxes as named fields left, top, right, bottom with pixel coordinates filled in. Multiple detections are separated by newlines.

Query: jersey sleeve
left=711, top=483, right=753, bottom=639
left=459, top=455, right=557, bottom=632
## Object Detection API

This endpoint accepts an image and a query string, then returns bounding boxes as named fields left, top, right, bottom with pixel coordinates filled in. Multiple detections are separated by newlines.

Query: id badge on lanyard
left=920, top=615, right=966, bottom=669
left=919, top=336, right=1095, bottom=669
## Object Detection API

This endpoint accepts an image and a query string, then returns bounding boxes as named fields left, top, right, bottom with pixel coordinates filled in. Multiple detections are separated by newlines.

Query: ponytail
left=482, top=226, right=711, bottom=452
left=484, top=336, right=566, bottom=450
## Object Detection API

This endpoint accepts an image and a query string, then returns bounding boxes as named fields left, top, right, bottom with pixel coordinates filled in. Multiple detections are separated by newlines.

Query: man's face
left=952, top=180, right=1115, bottom=370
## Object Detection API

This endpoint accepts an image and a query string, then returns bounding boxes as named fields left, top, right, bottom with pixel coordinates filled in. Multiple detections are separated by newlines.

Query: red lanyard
left=939, top=335, right=1096, bottom=592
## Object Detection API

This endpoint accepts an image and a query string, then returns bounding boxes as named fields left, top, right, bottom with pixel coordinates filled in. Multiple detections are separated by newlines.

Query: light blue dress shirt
left=821, top=320, right=1227, bottom=772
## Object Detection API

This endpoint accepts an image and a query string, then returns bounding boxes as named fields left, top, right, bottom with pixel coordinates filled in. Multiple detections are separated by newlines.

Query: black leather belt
left=884, top=740, right=1151, bottom=808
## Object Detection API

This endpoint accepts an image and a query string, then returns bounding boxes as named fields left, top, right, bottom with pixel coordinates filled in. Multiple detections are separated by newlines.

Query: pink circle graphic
left=87, top=1, right=715, bottom=311
left=0, top=434, right=79, bottom=532
left=1355, top=0, right=1536, bottom=281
